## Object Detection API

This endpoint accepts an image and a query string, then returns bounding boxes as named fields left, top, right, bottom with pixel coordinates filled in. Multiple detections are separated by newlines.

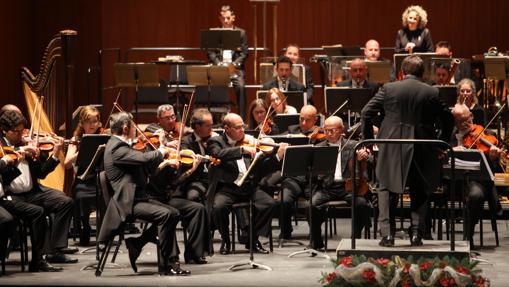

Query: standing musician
left=361, top=55, right=453, bottom=247
left=206, top=113, right=287, bottom=255
left=0, top=110, right=78, bottom=265
left=98, top=112, right=188, bottom=276
left=310, top=116, right=371, bottom=250
left=395, top=5, right=433, bottom=53
left=450, top=104, right=502, bottom=248
left=206, top=5, right=248, bottom=119
left=145, top=104, right=192, bottom=144
left=64, top=105, right=104, bottom=246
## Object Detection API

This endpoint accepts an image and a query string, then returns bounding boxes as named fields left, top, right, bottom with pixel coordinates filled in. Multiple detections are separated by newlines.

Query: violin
left=462, top=124, right=498, bottom=153
left=165, top=148, right=220, bottom=166
left=308, top=126, right=326, bottom=142
left=241, top=136, right=280, bottom=154
left=133, top=132, right=160, bottom=151
left=0, top=145, right=19, bottom=161
left=261, top=118, right=273, bottom=135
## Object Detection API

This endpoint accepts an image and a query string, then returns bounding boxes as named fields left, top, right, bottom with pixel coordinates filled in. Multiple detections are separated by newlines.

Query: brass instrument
left=21, top=30, right=77, bottom=193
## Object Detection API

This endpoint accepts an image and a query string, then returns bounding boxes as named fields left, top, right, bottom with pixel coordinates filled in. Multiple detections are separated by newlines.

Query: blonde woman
left=395, top=5, right=433, bottom=53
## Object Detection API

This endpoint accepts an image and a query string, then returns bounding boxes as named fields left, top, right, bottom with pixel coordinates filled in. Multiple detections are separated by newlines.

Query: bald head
left=324, top=116, right=344, bottom=143
left=0, top=104, right=22, bottom=116
left=350, top=58, right=368, bottom=84
left=299, top=105, right=318, bottom=132
left=223, top=113, right=245, bottom=141
left=324, top=116, right=343, bottom=127
left=364, top=39, right=380, bottom=61
left=451, top=104, right=473, bottom=133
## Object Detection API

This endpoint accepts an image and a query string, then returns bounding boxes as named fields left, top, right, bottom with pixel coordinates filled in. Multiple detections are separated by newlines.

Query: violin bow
left=467, top=102, right=506, bottom=149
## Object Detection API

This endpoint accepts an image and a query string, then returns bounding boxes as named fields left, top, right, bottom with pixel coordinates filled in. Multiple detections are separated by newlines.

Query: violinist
left=0, top=110, right=77, bottom=266
left=264, top=88, right=298, bottom=115
left=456, top=78, right=485, bottom=126
left=207, top=113, right=287, bottom=255
left=247, top=99, right=280, bottom=135
left=287, top=105, right=325, bottom=144
left=450, top=104, right=502, bottom=248
left=145, top=104, right=192, bottom=144
left=63, top=105, right=104, bottom=246
left=310, top=116, right=371, bottom=251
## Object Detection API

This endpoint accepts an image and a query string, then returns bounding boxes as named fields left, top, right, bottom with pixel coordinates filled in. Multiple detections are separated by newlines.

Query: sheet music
left=448, top=157, right=480, bottom=170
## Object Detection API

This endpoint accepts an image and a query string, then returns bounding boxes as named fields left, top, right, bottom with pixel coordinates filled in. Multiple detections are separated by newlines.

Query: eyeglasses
left=324, top=128, right=340, bottom=134
left=160, top=114, right=176, bottom=121
left=300, top=117, right=315, bottom=122
left=230, top=124, right=247, bottom=130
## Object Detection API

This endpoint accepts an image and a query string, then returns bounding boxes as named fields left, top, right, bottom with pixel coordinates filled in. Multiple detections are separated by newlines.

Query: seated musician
left=336, top=58, right=380, bottom=93
left=0, top=147, right=58, bottom=272
left=431, top=62, right=452, bottom=86
left=287, top=105, right=324, bottom=144
left=145, top=104, right=192, bottom=144
left=98, top=112, right=188, bottom=276
left=284, top=44, right=314, bottom=102
left=206, top=5, right=248, bottom=118
left=0, top=110, right=77, bottom=265
left=262, top=56, right=305, bottom=96
left=310, top=116, right=371, bottom=250
left=435, top=41, right=472, bottom=84
left=207, top=113, right=287, bottom=255
left=457, top=78, right=485, bottom=126
left=264, top=88, right=298, bottom=115
left=364, top=39, right=396, bottom=81
left=177, top=108, right=218, bottom=202
left=64, top=105, right=104, bottom=246
left=450, top=104, right=501, bottom=248
left=247, top=99, right=280, bottom=135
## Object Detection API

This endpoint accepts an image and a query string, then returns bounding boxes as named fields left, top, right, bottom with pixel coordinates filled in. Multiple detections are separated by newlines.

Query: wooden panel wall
left=1, top=0, right=508, bottom=117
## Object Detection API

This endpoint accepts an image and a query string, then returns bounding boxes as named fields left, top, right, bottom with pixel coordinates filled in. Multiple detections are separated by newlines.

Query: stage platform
left=337, top=239, right=470, bottom=261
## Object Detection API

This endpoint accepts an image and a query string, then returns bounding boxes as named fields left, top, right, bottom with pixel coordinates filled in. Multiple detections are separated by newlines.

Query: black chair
left=323, top=200, right=349, bottom=251
left=4, top=220, right=29, bottom=273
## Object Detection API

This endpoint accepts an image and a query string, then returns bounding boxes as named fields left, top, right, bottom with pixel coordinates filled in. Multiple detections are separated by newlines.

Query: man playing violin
left=145, top=104, right=192, bottom=144
left=309, top=116, right=371, bottom=250
left=99, top=112, right=189, bottom=276
left=450, top=104, right=502, bottom=248
left=207, top=113, right=287, bottom=255
left=0, top=110, right=78, bottom=267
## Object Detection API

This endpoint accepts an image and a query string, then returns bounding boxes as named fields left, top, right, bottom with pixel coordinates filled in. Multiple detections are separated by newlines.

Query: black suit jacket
left=262, top=78, right=307, bottom=100
left=206, top=27, right=249, bottom=70
left=335, top=79, right=380, bottom=95
left=361, top=75, right=453, bottom=194
left=316, top=138, right=355, bottom=189
left=179, top=133, right=209, bottom=184
left=99, top=136, right=163, bottom=242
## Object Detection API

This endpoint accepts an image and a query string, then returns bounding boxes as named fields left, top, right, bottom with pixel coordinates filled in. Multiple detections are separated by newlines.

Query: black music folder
left=324, top=87, right=373, bottom=114
left=200, top=29, right=242, bottom=51
left=273, top=114, right=300, bottom=133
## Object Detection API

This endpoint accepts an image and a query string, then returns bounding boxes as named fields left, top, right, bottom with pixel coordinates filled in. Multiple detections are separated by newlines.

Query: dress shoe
left=29, top=259, right=63, bottom=272
left=410, top=235, right=423, bottom=246
left=219, top=240, right=231, bottom=255
left=246, top=240, right=269, bottom=254
left=46, top=252, right=78, bottom=264
left=238, top=231, right=248, bottom=245
left=60, top=247, right=79, bottom=254
left=160, top=261, right=191, bottom=276
left=125, top=237, right=142, bottom=273
left=184, top=255, right=207, bottom=264
left=378, top=236, right=395, bottom=247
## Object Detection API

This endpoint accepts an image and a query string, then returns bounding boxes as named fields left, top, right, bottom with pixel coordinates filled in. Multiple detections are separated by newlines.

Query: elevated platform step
left=337, top=239, right=470, bottom=261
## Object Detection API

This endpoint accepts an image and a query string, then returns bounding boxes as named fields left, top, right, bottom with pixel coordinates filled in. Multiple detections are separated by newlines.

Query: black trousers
left=168, top=197, right=211, bottom=259
left=73, top=182, right=98, bottom=242
left=279, top=176, right=308, bottom=239
left=232, top=70, right=246, bottom=119
left=310, top=186, right=370, bottom=249
left=11, top=186, right=73, bottom=252
left=464, top=180, right=493, bottom=242
left=213, top=184, right=275, bottom=243
left=1, top=198, right=46, bottom=261
left=132, top=199, right=180, bottom=262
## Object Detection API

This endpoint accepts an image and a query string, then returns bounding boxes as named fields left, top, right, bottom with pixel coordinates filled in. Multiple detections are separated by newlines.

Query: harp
left=20, top=30, right=77, bottom=192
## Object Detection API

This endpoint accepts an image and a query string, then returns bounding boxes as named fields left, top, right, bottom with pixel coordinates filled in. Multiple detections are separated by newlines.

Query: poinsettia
left=376, top=258, right=390, bottom=267
left=362, top=268, right=376, bottom=282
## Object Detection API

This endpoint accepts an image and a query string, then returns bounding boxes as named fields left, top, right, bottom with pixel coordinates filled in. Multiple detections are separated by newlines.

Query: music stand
left=394, top=53, right=448, bottom=81
left=201, top=29, right=242, bottom=52
left=436, top=85, right=458, bottom=108
left=114, top=63, right=160, bottom=122
left=284, top=91, right=306, bottom=112
left=269, top=135, right=309, bottom=146
left=483, top=56, right=509, bottom=80
left=187, top=65, right=231, bottom=112
left=283, top=145, right=338, bottom=258
left=365, top=61, right=392, bottom=84
left=444, top=150, right=494, bottom=241
left=324, top=87, right=372, bottom=127
left=273, top=114, right=300, bottom=133
left=77, top=135, right=112, bottom=270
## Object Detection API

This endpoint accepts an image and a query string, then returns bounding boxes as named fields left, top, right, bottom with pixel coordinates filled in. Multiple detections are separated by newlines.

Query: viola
left=462, top=124, right=498, bottom=153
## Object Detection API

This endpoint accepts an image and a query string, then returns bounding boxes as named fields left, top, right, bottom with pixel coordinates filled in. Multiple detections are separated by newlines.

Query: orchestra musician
left=247, top=99, right=281, bottom=135
left=206, top=5, right=248, bottom=119
left=456, top=78, right=485, bottom=126
left=435, top=41, right=472, bottom=84
left=262, top=56, right=306, bottom=97
left=364, top=39, right=396, bottom=81
left=287, top=105, right=324, bottom=144
left=63, top=105, right=104, bottom=246
left=145, top=104, right=192, bottom=144
left=431, top=62, right=452, bottom=86
left=284, top=44, right=314, bottom=102
left=0, top=144, right=58, bottom=272
left=450, top=104, right=502, bottom=248
left=361, top=55, right=453, bottom=247
left=395, top=5, right=433, bottom=53
left=310, top=116, right=371, bottom=250
left=98, top=112, right=189, bottom=276
left=336, top=58, right=380, bottom=92
left=264, top=88, right=298, bottom=115
left=0, top=110, right=78, bottom=265
left=206, top=113, right=287, bottom=255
